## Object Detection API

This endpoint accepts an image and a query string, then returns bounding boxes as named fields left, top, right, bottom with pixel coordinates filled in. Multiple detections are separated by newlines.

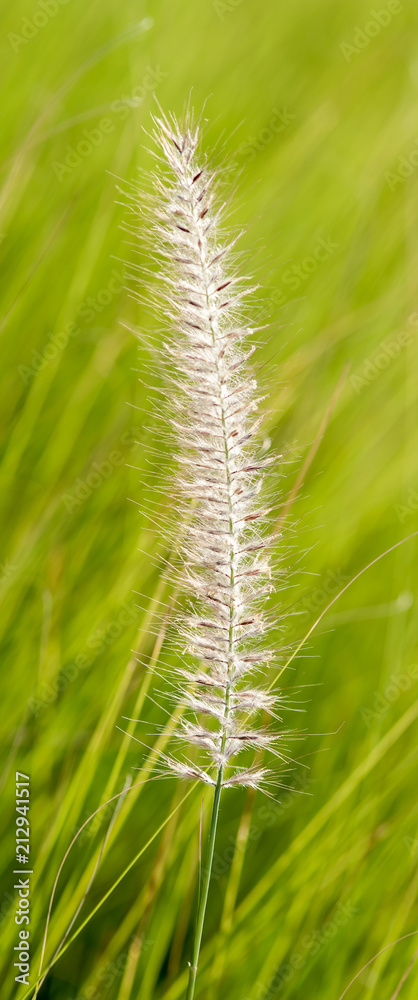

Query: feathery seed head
left=130, top=107, right=290, bottom=793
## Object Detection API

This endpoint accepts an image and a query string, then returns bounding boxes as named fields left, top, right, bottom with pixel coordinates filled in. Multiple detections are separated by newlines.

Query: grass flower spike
left=129, top=107, right=286, bottom=999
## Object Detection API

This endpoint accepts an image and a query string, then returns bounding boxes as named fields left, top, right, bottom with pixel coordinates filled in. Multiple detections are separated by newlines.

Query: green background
left=1, top=0, right=418, bottom=997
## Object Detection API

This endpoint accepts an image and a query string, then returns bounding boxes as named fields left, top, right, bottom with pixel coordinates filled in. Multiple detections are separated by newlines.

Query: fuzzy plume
left=126, top=108, right=288, bottom=792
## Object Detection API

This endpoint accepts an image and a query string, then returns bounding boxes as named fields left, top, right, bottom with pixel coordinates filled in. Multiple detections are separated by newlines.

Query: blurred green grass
left=1, top=0, right=418, bottom=998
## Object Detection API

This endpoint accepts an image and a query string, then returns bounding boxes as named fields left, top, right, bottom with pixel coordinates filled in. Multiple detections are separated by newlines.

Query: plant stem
left=185, top=768, right=223, bottom=1000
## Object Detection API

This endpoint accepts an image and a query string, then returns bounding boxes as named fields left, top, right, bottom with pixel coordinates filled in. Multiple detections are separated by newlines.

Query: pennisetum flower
left=124, top=106, right=292, bottom=1000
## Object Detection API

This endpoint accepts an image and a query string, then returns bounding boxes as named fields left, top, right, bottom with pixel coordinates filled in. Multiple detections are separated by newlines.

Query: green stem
left=185, top=768, right=223, bottom=1000
left=184, top=160, right=235, bottom=1000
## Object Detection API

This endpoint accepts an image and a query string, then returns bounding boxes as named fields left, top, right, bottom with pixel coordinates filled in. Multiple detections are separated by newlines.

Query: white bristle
left=128, top=108, right=287, bottom=793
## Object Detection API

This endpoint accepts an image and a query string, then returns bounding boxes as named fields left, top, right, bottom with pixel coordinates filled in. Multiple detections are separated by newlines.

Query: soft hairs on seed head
left=128, top=107, right=290, bottom=792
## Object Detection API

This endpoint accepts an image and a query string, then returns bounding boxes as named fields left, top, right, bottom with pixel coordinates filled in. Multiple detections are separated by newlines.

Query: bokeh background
left=1, top=0, right=418, bottom=997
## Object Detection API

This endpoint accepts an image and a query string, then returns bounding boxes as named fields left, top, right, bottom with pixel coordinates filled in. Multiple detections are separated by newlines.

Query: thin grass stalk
left=186, top=773, right=223, bottom=1000
left=125, top=104, right=289, bottom=997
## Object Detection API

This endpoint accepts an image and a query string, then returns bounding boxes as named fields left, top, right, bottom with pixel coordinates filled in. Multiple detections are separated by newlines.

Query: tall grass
left=0, top=0, right=418, bottom=998
left=127, top=107, right=292, bottom=998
